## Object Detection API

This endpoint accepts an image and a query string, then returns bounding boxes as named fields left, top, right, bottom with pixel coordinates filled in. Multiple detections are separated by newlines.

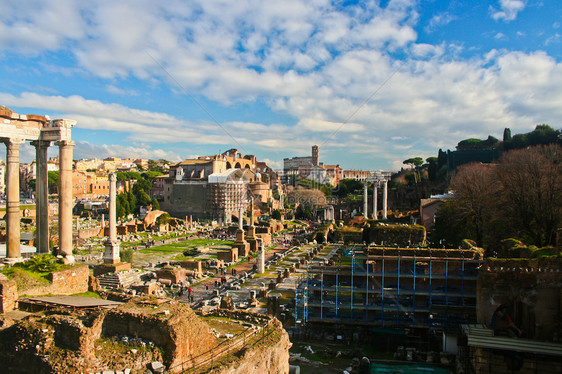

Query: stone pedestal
left=93, top=262, right=132, bottom=277
left=103, top=239, right=121, bottom=264
left=246, top=225, right=258, bottom=253
left=232, top=229, right=250, bottom=257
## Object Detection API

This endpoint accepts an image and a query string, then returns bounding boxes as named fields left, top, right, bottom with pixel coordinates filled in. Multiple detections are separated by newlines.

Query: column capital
left=55, top=140, right=75, bottom=147
left=108, top=173, right=117, bottom=182
left=30, top=140, right=51, bottom=147
left=2, top=137, right=25, bottom=146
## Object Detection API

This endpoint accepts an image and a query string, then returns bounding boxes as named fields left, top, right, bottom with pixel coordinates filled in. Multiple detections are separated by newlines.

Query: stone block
left=93, top=262, right=131, bottom=277
left=0, top=279, right=18, bottom=313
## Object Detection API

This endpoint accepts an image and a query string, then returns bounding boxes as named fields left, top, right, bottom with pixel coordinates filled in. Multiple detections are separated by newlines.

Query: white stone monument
left=103, top=173, right=121, bottom=264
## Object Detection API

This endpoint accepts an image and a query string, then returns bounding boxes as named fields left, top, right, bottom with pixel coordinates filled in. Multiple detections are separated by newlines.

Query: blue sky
left=0, top=0, right=561, bottom=171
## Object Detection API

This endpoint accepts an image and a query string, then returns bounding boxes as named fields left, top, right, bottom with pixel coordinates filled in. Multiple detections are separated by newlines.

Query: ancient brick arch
left=226, top=162, right=232, bottom=169
left=235, top=162, right=241, bottom=168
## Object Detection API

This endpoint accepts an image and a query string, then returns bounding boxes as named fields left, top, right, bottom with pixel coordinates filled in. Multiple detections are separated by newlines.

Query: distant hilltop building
left=283, top=145, right=383, bottom=186
left=75, top=157, right=148, bottom=172
left=154, top=149, right=281, bottom=223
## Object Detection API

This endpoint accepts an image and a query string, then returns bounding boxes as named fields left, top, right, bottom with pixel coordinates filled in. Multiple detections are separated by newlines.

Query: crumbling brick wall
left=102, top=299, right=218, bottom=368
left=478, top=258, right=562, bottom=341
left=0, top=278, right=18, bottom=313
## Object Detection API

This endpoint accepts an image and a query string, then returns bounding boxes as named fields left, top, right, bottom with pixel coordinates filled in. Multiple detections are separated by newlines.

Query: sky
left=0, top=0, right=561, bottom=171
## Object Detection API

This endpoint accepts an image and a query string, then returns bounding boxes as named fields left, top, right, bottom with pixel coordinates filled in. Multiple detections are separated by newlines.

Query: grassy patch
left=1, top=267, right=51, bottom=291
left=71, top=291, right=102, bottom=298
left=201, top=316, right=247, bottom=335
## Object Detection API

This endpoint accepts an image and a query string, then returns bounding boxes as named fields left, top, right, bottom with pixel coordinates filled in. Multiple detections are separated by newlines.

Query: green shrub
left=23, top=253, right=60, bottom=273
left=531, top=246, right=557, bottom=258
left=120, top=248, right=134, bottom=263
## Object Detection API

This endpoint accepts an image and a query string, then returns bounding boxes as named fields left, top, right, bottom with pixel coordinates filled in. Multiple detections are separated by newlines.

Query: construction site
left=295, top=244, right=483, bottom=352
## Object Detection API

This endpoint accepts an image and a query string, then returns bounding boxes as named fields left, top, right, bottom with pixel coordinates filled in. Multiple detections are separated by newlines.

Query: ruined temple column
left=373, top=183, right=378, bottom=220
left=239, top=207, right=244, bottom=229
left=4, top=137, right=24, bottom=263
left=104, top=173, right=120, bottom=263
left=257, top=238, right=265, bottom=273
left=56, top=140, right=75, bottom=263
left=31, top=140, right=50, bottom=253
left=382, top=180, right=388, bottom=220
left=363, top=182, right=368, bottom=219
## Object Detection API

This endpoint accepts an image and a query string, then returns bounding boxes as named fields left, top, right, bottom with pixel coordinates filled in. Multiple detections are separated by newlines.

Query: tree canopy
left=403, top=157, right=424, bottom=167
left=433, top=144, right=562, bottom=249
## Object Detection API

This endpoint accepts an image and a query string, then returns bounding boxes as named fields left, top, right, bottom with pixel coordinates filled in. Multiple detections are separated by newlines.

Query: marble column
left=247, top=199, right=257, bottom=253
left=104, top=173, right=120, bottom=263
left=31, top=140, right=50, bottom=253
left=4, top=138, right=24, bottom=263
left=373, top=183, right=378, bottom=220
left=363, top=182, right=368, bottom=219
left=257, top=238, right=265, bottom=273
left=239, top=207, right=244, bottom=229
left=57, top=140, right=75, bottom=263
left=383, top=180, right=388, bottom=220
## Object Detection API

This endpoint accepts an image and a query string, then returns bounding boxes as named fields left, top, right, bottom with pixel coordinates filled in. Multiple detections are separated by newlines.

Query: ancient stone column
left=363, top=182, right=368, bottom=219
left=257, top=238, right=265, bottom=273
left=57, top=140, right=75, bottom=263
left=4, top=138, right=24, bottom=263
left=239, top=207, right=244, bottom=229
left=103, top=173, right=120, bottom=263
left=383, top=180, right=388, bottom=220
left=246, top=199, right=257, bottom=253
left=31, top=140, right=50, bottom=253
left=373, top=183, right=378, bottom=220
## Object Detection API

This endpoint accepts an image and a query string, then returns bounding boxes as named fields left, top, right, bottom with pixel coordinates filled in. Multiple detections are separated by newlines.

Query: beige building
left=72, top=171, right=109, bottom=198
left=156, top=150, right=277, bottom=222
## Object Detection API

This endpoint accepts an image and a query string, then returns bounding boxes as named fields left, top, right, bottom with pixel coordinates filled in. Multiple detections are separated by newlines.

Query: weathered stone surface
left=18, top=265, right=90, bottom=296
left=220, top=295, right=235, bottom=310
left=208, top=318, right=291, bottom=374
left=155, top=265, right=187, bottom=284
left=0, top=278, right=18, bottom=313
left=102, top=298, right=218, bottom=369
left=150, top=361, right=164, bottom=373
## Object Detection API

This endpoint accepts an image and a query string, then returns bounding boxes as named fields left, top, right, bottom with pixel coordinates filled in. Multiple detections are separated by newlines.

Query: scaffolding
left=296, top=245, right=482, bottom=331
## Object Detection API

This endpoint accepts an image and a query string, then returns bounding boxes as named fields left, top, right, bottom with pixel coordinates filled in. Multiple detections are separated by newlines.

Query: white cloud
left=494, top=33, right=507, bottom=40
left=490, top=0, right=526, bottom=22
left=297, top=118, right=365, bottom=133
left=426, top=12, right=456, bottom=33
left=74, top=141, right=182, bottom=162
left=106, top=85, right=139, bottom=96
left=261, top=158, right=282, bottom=171
left=1, top=1, right=561, bottom=170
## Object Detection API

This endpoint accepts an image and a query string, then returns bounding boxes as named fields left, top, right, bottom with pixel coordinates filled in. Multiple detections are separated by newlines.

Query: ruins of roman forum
left=0, top=106, right=76, bottom=264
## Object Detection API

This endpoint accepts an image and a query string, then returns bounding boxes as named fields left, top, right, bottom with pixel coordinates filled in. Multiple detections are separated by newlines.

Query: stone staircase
left=97, top=270, right=141, bottom=290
